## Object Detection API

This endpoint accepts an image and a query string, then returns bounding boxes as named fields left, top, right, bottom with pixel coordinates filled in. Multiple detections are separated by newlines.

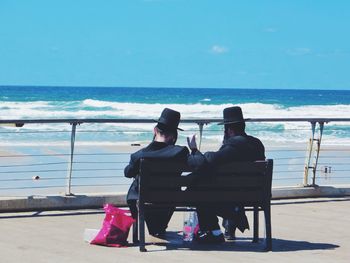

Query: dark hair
left=154, top=125, right=178, bottom=144
left=224, top=122, right=245, bottom=134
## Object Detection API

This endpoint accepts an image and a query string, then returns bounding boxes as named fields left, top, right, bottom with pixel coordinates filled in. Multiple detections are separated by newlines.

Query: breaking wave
left=1, top=99, right=350, bottom=145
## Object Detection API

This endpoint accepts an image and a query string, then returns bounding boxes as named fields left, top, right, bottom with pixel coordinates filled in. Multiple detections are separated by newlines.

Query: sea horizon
left=2, top=84, right=350, bottom=91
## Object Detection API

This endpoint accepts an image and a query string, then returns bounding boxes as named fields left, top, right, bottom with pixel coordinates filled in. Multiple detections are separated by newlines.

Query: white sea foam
left=82, top=99, right=350, bottom=120
left=1, top=99, right=350, bottom=120
left=1, top=99, right=350, bottom=146
left=82, top=99, right=233, bottom=118
left=1, top=132, right=348, bottom=147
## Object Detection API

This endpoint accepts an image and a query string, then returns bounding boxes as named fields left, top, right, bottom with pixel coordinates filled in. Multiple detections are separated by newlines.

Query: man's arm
left=124, top=154, right=139, bottom=178
left=187, top=134, right=240, bottom=169
left=186, top=135, right=207, bottom=169
left=187, top=149, right=207, bottom=169
left=203, top=145, right=237, bottom=166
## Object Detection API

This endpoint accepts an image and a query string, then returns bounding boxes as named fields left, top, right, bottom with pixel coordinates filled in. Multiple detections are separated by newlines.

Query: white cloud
left=50, top=46, right=60, bottom=53
left=263, top=27, right=278, bottom=33
left=286, top=48, right=312, bottom=56
left=211, top=45, right=229, bottom=54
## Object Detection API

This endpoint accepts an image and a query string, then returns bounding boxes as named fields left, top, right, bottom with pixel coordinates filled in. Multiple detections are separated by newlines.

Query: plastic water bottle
left=183, top=211, right=198, bottom=242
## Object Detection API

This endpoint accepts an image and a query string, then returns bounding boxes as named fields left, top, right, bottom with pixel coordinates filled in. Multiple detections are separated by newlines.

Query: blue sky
left=0, top=0, right=349, bottom=89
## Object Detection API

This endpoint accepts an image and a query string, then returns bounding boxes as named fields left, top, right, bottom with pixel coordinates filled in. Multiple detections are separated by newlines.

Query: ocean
left=0, top=86, right=350, bottom=195
left=1, top=86, right=350, bottom=145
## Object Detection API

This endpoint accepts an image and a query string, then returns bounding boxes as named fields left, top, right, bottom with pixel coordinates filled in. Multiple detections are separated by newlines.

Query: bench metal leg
left=132, top=219, right=139, bottom=244
left=139, top=202, right=147, bottom=252
left=253, top=206, right=259, bottom=243
left=263, top=204, right=272, bottom=251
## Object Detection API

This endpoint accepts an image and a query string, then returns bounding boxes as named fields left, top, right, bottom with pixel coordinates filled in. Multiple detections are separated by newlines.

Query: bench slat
left=143, top=175, right=265, bottom=188
left=141, top=160, right=268, bottom=174
left=142, top=190, right=265, bottom=203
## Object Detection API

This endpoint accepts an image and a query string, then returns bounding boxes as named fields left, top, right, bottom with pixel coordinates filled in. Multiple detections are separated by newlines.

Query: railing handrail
left=1, top=117, right=350, bottom=195
left=1, top=117, right=350, bottom=125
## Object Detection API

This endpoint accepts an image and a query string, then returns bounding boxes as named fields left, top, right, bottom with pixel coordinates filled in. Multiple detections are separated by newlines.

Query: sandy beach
left=0, top=138, right=349, bottom=197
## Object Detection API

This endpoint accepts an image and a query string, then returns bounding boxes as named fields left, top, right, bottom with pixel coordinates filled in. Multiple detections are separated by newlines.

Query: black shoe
left=222, top=219, right=236, bottom=240
left=149, top=227, right=166, bottom=238
left=194, top=231, right=225, bottom=244
left=224, top=229, right=236, bottom=240
left=149, top=231, right=166, bottom=238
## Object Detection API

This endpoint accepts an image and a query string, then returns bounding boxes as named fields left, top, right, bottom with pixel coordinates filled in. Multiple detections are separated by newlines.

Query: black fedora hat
left=154, top=108, right=184, bottom=131
left=218, top=106, right=247, bottom=125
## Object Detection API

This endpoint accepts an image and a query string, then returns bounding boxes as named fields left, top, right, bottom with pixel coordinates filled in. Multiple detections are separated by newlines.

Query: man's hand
left=187, top=134, right=198, bottom=151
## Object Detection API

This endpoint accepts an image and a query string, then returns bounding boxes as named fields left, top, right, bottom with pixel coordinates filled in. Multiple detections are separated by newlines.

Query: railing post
left=66, top=122, right=77, bottom=196
left=197, top=122, right=204, bottom=150
left=312, top=122, right=324, bottom=186
left=303, top=122, right=316, bottom=186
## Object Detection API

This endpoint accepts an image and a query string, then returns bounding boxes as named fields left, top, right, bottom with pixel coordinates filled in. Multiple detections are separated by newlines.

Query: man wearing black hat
left=187, top=106, right=265, bottom=244
left=125, top=108, right=189, bottom=236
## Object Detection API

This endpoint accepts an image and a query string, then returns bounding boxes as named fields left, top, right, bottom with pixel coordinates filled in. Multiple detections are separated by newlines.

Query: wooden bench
left=133, top=158, right=273, bottom=252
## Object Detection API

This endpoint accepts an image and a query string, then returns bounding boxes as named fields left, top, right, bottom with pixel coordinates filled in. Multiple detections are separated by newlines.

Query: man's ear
left=152, top=127, right=157, bottom=141
left=226, top=127, right=234, bottom=136
left=165, top=135, right=176, bottom=145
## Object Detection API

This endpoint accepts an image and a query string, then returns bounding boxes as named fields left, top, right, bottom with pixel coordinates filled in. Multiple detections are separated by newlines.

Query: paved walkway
left=1, top=197, right=349, bottom=263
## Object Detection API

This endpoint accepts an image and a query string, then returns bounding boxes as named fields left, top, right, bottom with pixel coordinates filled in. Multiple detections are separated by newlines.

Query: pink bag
left=91, top=204, right=135, bottom=247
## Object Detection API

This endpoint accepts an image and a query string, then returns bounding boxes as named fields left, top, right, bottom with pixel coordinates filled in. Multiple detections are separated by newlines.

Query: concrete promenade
left=0, top=197, right=349, bottom=263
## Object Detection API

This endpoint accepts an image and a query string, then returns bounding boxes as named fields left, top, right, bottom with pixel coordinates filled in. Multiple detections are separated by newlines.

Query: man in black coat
left=187, top=106, right=265, bottom=244
left=124, top=108, right=189, bottom=236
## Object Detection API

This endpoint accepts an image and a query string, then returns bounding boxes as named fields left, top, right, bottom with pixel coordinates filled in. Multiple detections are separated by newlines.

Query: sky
left=0, top=0, right=350, bottom=89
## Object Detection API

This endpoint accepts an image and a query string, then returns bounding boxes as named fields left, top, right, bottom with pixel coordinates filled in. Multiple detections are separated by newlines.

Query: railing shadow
left=272, top=196, right=350, bottom=206
left=0, top=209, right=105, bottom=219
left=269, top=238, right=339, bottom=252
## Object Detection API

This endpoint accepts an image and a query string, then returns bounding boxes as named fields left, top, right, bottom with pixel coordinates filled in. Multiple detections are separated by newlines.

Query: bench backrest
left=139, top=159, right=273, bottom=207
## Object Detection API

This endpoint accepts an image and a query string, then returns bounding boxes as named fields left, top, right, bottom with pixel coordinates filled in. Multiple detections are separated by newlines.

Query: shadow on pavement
left=272, top=197, right=350, bottom=206
left=134, top=231, right=339, bottom=253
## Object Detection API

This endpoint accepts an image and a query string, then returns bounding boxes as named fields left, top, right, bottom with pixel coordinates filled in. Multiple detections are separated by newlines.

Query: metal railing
left=1, top=118, right=350, bottom=196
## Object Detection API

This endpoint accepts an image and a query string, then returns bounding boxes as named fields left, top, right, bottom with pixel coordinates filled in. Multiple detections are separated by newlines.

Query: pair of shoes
left=194, top=231, right=225, bottom=244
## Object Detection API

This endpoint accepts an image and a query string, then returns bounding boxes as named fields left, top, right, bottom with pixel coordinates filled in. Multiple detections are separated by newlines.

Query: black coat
left=188, top=133, right=265, bottom=170
left=187, top=133, right=265, bottom=232
left=124, top=141, right=189, bottom=201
